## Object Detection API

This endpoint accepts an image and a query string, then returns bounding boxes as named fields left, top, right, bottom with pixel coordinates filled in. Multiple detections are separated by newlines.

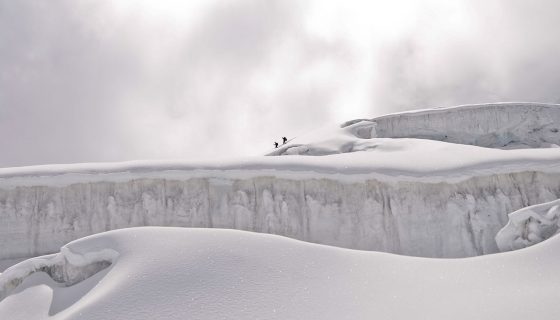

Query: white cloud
left=1, top=0, right=560, bottom=167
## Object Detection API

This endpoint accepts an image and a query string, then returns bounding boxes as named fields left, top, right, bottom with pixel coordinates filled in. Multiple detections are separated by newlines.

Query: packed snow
left=1, top=227, right=560, bottom=320
left=1, top=103, right=560, bottom=269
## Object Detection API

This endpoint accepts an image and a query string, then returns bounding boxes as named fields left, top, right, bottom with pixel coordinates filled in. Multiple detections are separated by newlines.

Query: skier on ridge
left=282, top=136, right=287, bottom=144
left=274, top=142, right=279, bottom=148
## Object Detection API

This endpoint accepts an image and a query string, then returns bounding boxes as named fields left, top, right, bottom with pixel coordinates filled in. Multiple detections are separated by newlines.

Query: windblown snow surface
left=1, top=227, right=560, bottom=320
left=1, top=102, right=560, bottom=318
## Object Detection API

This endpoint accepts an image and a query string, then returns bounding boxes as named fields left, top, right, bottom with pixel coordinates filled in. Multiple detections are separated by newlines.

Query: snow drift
left=2, top=227, right=560, bottom=320
left=1, top=103, right=560, bottom=269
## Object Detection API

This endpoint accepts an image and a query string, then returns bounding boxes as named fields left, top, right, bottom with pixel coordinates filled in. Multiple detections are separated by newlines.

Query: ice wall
left=2, top=170, right=560, bottom=263
left=343, top=103, right=560, bottom=149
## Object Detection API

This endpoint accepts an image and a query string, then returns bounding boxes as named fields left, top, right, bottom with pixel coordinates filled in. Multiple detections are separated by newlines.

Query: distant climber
left=282, top=137, right=287, bottom=144
left=274, top=142, right=279, bottom=148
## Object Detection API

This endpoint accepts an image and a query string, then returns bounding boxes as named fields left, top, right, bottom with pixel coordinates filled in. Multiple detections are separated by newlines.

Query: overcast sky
left=1, top=0, right=560, bottom=167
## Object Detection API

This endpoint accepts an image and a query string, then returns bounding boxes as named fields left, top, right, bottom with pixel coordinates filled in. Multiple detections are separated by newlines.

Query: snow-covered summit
left=269, top=103, right=560, bottom=156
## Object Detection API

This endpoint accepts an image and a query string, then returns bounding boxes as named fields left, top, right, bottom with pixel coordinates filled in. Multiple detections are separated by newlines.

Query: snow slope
left=1, top=103, right=560, bottom=268
left=1, top=227, right=560, bottom=320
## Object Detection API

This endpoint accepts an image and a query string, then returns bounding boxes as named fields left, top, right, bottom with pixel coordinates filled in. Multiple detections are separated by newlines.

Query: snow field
left=2, top=227, right=560, bottom=320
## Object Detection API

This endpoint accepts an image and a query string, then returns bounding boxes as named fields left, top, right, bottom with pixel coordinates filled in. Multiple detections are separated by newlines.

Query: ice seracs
left=348, top=102, right=560, bottom=148
left=496, top=199, right=560, bottom=252
left=269, top=102, right=560, bottom=156
left=1, top=103, right=560, bottom=270
left=2, top=102, right=560, bottom=318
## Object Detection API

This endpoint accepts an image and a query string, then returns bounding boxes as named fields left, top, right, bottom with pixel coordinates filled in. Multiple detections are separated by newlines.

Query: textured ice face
left=351, top=103, right=560, bottom=148
left=1, top=171, right=559, bottom=264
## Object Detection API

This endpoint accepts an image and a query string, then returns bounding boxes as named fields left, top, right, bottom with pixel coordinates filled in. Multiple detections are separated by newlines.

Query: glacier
left=1, top=103, right=560, bottom=269
left=1, top=169, right=560, bottom=264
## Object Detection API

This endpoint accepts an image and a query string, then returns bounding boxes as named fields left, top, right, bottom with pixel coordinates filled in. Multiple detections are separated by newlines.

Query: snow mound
left=496, top=199, right=560, bottom=252
left=270, top=103, right=560, bottom=156
left=267, top=120, right=399, bottom=156
left=2, top=227, right=560, bottom=320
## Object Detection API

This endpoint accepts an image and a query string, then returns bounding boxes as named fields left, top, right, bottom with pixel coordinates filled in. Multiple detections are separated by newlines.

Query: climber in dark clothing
left=282, top=137, right=287, bottom=144
left=274, top=142, right=279, bottom=148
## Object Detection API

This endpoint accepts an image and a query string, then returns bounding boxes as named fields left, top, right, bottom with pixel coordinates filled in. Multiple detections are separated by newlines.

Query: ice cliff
left=269, top=103, right=560, bottom=156
left=346, top=103, right=560, bottom=149
left=1, top=103, right=560, bottom=268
